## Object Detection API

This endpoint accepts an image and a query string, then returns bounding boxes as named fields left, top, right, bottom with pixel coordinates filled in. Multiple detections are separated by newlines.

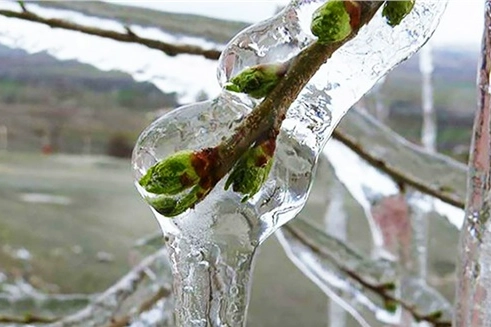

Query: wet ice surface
left=134, top=0, right=449, bottom=247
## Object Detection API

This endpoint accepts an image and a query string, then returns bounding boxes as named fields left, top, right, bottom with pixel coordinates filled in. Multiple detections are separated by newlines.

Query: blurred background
left=0, top=1, right=481, bottom=326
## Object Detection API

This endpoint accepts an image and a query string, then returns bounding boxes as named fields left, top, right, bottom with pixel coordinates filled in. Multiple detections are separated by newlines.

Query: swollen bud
left=382, top=0, right=415, bottom=27
left=225, top=138, right=275, bottom=202
left=311, top=0, right=358, bottom=44
left=147, top=185, right=209, bottom=217
left=139, top=150, right=199, bottom=196
left=383, top=299, right=398, bottom=313
left=225, top=63, right=287, bottom=99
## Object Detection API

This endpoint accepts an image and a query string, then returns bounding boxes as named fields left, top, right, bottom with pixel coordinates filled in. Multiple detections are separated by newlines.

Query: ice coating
left=319, top=140, right=457, bottom=325
left=218, top=1, right=447, bottom=148
left=132, top=1, right=449, bottom=326
left=277, top=218, right=453, bottom=326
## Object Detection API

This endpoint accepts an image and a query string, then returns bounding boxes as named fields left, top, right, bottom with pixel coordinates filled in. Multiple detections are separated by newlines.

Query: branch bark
left=454, top=1, right=491, bottom=325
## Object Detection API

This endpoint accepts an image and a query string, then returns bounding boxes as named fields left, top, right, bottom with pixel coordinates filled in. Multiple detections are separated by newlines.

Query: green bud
left=225, top=63, right=286, bottom=99
left=382, top=0, right=415, bottom=27
left=148, top=185, right=209, bottom=217
left=225, top=141, right=274, bottom=202
left=139, top=150, right=199, bottom=196
left=311, top=0, right=353, bottom=44
left=383, top=299, right=398, bottom=313
left=381, top=282, right=396, bottom=291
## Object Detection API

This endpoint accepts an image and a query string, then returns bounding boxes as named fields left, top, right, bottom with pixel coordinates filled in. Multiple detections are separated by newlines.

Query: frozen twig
left=48, top=248, right=171, bottom=327
left=283, top=219, right=452, bottom=326
left=0, top=5, right=221, bottom=60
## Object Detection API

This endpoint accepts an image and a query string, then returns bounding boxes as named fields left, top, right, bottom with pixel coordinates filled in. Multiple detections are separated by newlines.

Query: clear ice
left=132, top=1, right=449, bottom=326
left=276, top=140, right=458, bottom=326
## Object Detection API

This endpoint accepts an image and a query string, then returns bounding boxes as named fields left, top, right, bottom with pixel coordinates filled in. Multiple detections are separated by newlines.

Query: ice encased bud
left=134, top=0, right=448, bottom=239
left=382, top=0, right=416, bottom=27
left=225, top=62, right=288, bottom=98
left=310, top=0, right=353, bottom=44
left=225, top=138, right=275, bottom=201
left=139, top=150, right=199, bottom=196
left=132, top=91, right=321, bottom=241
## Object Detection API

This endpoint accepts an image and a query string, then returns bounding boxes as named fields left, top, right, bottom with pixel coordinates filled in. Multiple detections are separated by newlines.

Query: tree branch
left=0, top=2, right=467, bottom=209
left=0, top=314, right=58, bottom=324
left=283, top=219, right=452, bottom=326
left=335, top=109, right=467, bottom=209
left=140, top=2, right=386, bottom=216
left=0, top=6, right=221, bottom=60
left=48, top=248, right=171, bottom=327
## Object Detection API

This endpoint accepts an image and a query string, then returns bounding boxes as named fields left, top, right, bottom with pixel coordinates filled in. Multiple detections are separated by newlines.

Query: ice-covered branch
left=107, top=287, right=172, bottom=327
left=0, top=4, right=221, bottom=59
left=47, top=247, right=172, bottom=327
left=280, top=218, right=453, bottom=326
left=454, top=1, right=491, bottom=325
left=335, top=109, right=467, bottom=209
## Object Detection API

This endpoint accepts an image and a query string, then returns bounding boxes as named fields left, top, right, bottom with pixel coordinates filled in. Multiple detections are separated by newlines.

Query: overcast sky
left=108, top=0, right=484, bottom=50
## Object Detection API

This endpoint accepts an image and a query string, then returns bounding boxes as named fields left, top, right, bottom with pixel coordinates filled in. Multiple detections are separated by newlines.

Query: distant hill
left=0, top=44, right=179, bottom=154
left=0, top=43, right=177, bottom=103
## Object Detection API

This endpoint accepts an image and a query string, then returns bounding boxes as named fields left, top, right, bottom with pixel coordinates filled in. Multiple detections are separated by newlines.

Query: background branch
left=282, top=218, right=453, bottom=327
left=48, top=248, right=171, bottom=327
left=0, top=6, right=221, bottom=60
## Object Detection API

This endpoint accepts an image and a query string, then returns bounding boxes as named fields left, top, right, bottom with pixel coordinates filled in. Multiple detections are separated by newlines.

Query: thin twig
left=49, top=248, right=170, bottom=327
left=283, top=223, right=451, bottom=327
left=0, top=7, right=221, bottom=60
left=0, top=314, right=58, bottom=324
